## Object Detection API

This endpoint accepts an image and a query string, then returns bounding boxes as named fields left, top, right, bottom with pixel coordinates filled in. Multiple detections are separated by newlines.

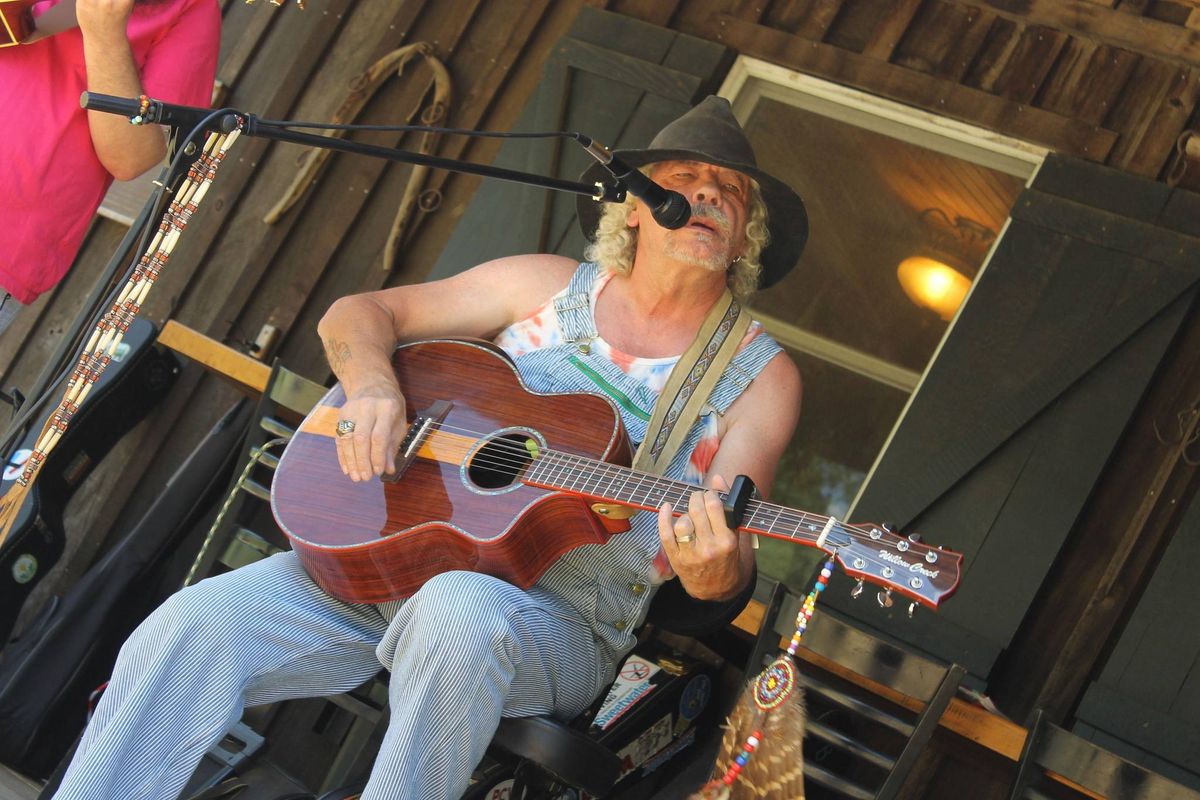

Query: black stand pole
left=79, top=92, right=628, bottom=203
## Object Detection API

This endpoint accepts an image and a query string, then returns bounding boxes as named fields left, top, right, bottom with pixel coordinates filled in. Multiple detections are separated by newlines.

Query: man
left=0, top=0, right=220, bottom=334
left=51, top=96, right=807, bottom=799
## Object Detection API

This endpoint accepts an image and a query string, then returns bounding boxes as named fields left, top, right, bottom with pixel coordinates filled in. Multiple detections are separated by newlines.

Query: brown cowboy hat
left=576, top=95, right=808, bottom=289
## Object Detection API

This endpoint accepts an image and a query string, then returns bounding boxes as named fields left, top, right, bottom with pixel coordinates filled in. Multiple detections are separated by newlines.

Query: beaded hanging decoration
left=701, top=557, right=836, bottom=796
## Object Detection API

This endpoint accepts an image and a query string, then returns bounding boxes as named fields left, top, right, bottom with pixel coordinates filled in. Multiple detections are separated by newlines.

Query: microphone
left=80, top=92, right=241, bottom=134
left=577, top=136, right=690, bottom=230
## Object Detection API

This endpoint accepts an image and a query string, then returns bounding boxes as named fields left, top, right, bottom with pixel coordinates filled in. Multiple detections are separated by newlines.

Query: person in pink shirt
left=0, top=0, right=220, bottom=334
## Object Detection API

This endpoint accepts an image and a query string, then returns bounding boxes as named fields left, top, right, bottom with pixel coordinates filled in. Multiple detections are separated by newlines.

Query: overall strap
left=633, top=290, right=751, bottom=475
left=553, top=261, right=600, bottom=350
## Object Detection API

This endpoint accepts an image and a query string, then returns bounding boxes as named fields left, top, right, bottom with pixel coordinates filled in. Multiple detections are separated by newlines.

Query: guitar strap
left=633, top=288, right=751, bottom=475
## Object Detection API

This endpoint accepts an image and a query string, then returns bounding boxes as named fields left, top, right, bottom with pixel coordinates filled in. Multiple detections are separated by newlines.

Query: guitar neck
left=522, top=446, right=961, bottom=609
left=523, top=449, right=831, bottom=550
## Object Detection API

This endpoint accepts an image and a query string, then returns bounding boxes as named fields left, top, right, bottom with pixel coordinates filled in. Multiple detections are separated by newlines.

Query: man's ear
left=626, top=202, right=641, bottom=229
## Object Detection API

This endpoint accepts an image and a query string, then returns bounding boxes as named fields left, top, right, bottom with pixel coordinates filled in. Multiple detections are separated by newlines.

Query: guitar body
left=272, top=339, right=633, bottom=604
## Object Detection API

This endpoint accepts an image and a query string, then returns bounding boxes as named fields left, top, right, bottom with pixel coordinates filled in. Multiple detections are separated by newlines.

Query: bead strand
left=714, top=557, right=837, bottom=789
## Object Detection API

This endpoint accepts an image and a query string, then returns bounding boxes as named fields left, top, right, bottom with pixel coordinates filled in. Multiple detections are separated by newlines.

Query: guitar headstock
left=832, top=522, right=962, bottom=610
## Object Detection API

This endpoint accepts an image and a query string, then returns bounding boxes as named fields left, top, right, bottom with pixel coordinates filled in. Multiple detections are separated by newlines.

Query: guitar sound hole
left=467, top=433, right=535, bottom=491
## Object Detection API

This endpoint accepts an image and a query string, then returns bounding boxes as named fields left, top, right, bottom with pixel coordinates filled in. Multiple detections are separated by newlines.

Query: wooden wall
left=5, top=0, right=1200, bottom=791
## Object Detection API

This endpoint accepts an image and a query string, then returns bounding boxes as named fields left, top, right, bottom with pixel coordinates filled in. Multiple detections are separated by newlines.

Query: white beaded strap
left=0, top=129, right=240, bottom=546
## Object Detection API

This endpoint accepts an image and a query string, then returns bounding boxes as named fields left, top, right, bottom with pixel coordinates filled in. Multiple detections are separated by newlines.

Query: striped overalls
left=53, top=262, right=783, bottom=800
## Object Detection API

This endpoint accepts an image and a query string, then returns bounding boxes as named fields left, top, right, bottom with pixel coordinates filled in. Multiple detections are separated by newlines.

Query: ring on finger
left=336, top=419, right=356, bottom=437
left=674, top=516, right=695, bottom=544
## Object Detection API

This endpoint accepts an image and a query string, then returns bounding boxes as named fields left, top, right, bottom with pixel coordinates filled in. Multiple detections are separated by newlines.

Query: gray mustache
left=689, top=204, right=729, bottom=232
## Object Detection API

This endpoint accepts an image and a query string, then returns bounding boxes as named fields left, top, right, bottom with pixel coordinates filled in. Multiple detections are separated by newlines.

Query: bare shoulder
left=705, top=351, right=802, bottom=495
left=465, top=254, right=579, bottom=306
left=727, top=351, right=802, bottom=441
left=355, top=254, right=581, bottom=343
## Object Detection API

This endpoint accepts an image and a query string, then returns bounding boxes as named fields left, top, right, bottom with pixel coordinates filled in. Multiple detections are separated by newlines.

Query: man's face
left=631, top=160, right=751, bottom=273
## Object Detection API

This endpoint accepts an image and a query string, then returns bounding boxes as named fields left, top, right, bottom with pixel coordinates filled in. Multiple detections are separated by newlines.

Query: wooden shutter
left=1072, top=491, right=1200, bottom=787
left=825, top=155, right=1200, bottom=679
left=429, top=7, right=729, bottom=278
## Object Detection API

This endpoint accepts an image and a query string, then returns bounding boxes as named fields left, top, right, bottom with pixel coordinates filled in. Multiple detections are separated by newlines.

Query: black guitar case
left=0, top=318, right=179, bottom=645
left=0, top=391, right=253, bottom=778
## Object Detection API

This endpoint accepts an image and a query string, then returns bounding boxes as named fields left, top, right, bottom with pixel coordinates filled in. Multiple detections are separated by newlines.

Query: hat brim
left=575, top=149, right=808, bottom=289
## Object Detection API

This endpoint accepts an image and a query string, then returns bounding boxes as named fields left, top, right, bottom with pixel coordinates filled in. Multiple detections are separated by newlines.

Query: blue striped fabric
left=53, top=261, right=783, bottom=800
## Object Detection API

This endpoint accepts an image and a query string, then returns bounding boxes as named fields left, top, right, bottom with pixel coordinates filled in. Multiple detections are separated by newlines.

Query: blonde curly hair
left=583, top=170, right=770, bottom=302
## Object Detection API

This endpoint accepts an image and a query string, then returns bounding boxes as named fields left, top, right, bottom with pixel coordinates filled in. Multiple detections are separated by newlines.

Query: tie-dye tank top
left=493, top=262, right=781, bottom=587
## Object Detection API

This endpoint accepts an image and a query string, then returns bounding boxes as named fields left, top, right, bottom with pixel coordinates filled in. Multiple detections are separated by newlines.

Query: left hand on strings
left=658, top=474, right=749, bottom=601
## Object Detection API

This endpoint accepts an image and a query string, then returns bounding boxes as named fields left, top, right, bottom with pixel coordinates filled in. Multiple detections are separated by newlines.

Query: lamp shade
left=896, top=256, right=971, bottom=321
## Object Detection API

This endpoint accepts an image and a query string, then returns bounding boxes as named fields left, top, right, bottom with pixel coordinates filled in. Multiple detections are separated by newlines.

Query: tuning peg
left=877, top=588, right=894, bottom=608
left=908, top=602, right=918, bottom=619
left=851, top=578, right=864, bottom=599
left=908, top=533, right=922, bottom=543
left=881, top=521, right=895, bottom=533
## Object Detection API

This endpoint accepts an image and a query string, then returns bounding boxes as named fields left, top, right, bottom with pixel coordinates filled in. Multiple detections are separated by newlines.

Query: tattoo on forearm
left=324, top=338, right=352, bottom=372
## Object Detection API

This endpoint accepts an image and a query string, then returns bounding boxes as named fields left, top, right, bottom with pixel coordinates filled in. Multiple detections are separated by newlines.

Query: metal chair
left=1008, top=709, right=1200, bottom=800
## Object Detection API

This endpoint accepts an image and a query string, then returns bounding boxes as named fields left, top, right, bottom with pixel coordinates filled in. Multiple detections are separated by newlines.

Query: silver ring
left=674, top=533, right=696, bottom=544
left=336, top=419, right=356, bottom=437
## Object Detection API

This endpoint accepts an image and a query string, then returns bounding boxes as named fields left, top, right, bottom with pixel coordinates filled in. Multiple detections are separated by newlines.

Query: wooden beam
left=158, top=320, right=270, bottom=394
left=731, top=598, right=1027, bottom=759
left=795, top=0, right=845, bottom=42
left=862, top=0, right=924, bottom=62
left=686, top=13, right=1118, bottom=160
left=951, top=0, right=1200, bottom=69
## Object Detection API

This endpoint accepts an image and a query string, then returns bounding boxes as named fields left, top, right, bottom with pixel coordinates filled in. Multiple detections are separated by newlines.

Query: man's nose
left=690, top=175, right=723, bottom=205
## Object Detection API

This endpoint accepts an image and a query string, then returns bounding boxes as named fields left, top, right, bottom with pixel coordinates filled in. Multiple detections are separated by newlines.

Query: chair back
left=1009, top=709, right=1200, bottom=800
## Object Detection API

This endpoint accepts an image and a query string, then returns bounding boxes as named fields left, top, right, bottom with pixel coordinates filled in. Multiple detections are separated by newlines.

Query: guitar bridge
left=382, top=399, right=451, bottom=483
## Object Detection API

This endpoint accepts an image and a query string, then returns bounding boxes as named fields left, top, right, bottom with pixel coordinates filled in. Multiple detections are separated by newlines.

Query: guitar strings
left=418, top=416, right=872, bottom=548
left=382, top=418, right=948, bottom=589
left=421, top=420, right=947, bottom=602
left=328, top=416, right=948, bottom=602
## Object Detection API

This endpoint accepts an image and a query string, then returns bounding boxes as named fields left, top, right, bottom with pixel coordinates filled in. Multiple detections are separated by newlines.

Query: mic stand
left=80, top=92, right=628, bottom=203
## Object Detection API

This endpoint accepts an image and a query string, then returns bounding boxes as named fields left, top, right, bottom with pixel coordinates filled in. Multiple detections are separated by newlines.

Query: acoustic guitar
left=271, top=339, right=962, bottom=608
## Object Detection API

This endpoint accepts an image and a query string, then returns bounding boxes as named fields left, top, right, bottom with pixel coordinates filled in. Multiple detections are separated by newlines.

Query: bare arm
left=77, top=0, right=167, bottom=181
left=658, top=352, right=802, bottom=600
left=317, top=254, right=577, bottom=481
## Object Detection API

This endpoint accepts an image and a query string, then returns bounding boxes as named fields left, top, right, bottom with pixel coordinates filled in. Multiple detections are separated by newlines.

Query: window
left=720, top=57, right=1043, bottom=584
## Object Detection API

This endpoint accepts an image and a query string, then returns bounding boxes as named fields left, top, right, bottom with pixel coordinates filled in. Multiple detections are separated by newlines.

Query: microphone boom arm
left=80, top=92, right=627, bottom=204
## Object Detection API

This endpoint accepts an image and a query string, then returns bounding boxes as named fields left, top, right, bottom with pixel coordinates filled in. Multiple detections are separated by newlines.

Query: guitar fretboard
left=523, top=448, right=856, bottom=551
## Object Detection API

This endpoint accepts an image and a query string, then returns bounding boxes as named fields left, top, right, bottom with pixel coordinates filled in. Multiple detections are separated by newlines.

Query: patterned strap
left=633, top=290, right=751, bottom=475
left=0, top=128, right=240, bottom=548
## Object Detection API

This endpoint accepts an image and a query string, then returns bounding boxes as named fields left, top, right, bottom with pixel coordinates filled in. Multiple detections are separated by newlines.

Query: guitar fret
left=545, top=451, right=572, bottom=491
left=580, top=458, right=604, bottom=496
left=595, top=461, right=620, bottom=501
left=566, top=457, right=591, bottom=494
left=625, top=469, right=648, bottom=507
left=525, top=454, right=543, bottom=484
left=765, top=504, right=785, bottom=536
